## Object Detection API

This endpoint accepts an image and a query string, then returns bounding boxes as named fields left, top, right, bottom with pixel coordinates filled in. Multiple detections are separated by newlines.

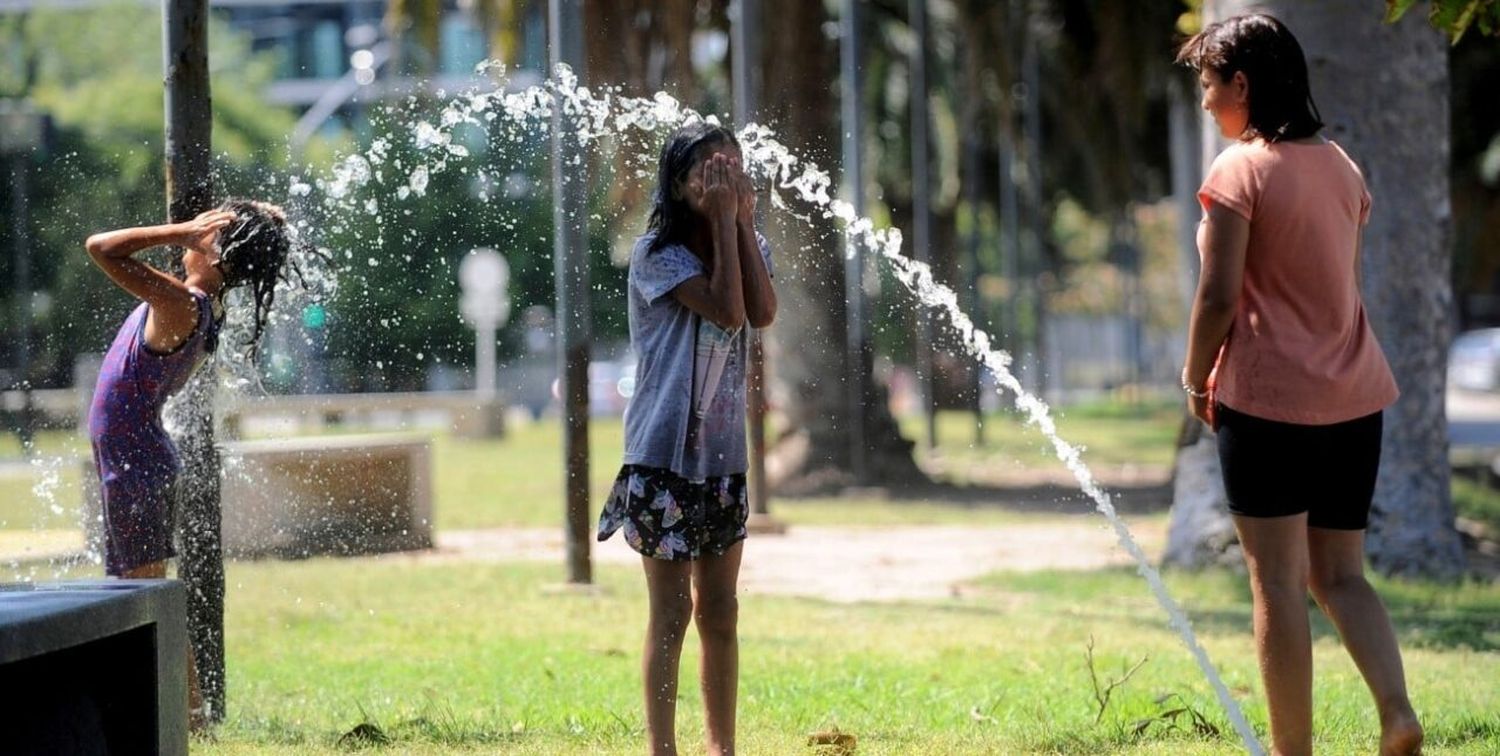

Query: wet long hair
left=212, top=198, right=291, bottom=362
left=1175, top=13, right=1324, bottom=143
left=645, top=121, right=740, bottom=253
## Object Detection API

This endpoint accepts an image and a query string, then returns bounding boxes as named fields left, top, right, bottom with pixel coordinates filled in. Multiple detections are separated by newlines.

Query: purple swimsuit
left=87, top=289, right=218, bottom=574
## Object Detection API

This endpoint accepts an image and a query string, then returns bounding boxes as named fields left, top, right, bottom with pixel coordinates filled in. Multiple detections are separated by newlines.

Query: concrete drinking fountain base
left=0, top=580, right=187, bottom=756
left=82, top=434, right=434, bottom=560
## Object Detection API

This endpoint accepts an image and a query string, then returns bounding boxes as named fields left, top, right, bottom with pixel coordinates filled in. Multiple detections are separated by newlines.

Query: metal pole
left=731, top=0, right=779, bottom=527
left=550, top=0, right=592, bottom=585
left=163, top=0, right=223, bottom=722
left=840, top=0, right=871, bottom=481
left=964, top=133, right=984, bottom=444
left=1020, top=0, right=1046, bottom=400
left=1000, top=135, right=1020, bottom=367
left=476, top=324, right=497, bottom=399
left=909, top=0, right=936, bottom=449
left=11, top=152, right=34, bottom=454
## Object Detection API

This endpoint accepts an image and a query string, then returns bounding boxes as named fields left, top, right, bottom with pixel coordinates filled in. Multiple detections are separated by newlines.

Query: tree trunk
left=759, top=0, right=922, bottom=490
left=1164, top=61, right=1241, bottom=569
left=1165, top=417, right=1242, bottom=568
left=1197, top=0, right=1465, bottom=577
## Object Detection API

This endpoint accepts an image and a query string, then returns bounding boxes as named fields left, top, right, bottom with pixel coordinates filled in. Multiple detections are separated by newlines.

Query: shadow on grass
left=1160, top=585, right=1500, bottom=653
left=784, top=478, right=1174, bottom=515
left=978, top=566, right=1499, bottom=653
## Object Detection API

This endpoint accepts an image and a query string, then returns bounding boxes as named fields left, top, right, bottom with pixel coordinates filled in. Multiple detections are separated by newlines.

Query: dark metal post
left=2, top=100, right=46, bottom=455
left=999, top=135, right=1020, bottom=366
left=840, top=0, right=873, bottom=481
left=731, top=0, right=782, bottom=530
left=550, top=0, right=592, bottom=584
left=963, top=132, right=985, bottom=444
left=1020, top=0, right=1047, bottom=400
left=163, top=0, right=223, bottom=722
left=909, top=0, right=936, bottom=448
left=10, top=150, right=34, bottom=453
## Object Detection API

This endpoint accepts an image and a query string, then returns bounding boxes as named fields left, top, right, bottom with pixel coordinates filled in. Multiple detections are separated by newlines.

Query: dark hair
left=1175, top=13, right=1324, bottom=142
left=214, top=198, right=290, bottom=362
left=645, top=121, right=739, bottom=252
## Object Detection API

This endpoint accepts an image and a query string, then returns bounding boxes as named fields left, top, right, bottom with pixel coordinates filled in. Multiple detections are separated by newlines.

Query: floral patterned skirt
left=597, top=465, right=748, bottom=561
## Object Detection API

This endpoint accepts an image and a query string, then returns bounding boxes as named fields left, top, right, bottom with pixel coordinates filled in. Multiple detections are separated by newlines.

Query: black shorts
left=597, top=465, right=749, bottom=561
left=1215, top=403, right=1382, bottom=530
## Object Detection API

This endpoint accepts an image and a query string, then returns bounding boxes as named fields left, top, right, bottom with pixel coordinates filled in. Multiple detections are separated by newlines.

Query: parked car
left=1450, top=328, right=1500, bottom=392
left=551, top=358, right=637, bottom=417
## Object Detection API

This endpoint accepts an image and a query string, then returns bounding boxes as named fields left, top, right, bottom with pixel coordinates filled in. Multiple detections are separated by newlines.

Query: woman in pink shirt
left=1178, top=14, right=1421, bottom=756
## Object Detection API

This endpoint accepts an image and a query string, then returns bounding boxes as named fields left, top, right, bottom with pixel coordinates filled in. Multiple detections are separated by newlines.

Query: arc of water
left=287, top=62, right=1264, bottom=754
left=739, top=118, right=1265, bottom=756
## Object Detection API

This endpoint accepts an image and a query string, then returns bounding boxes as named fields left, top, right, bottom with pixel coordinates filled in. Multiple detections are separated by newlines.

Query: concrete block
left=0, top=580, right=188, bottom=756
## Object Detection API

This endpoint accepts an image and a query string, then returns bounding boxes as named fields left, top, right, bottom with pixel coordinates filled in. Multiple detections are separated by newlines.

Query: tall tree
left=757, top=0, right=924, bottom=487
left=1172, top=0, right=1467, bottom=577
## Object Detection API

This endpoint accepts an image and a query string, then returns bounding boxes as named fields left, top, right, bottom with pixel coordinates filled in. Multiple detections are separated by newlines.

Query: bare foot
left=1379, top=709, right=1423, bottom=756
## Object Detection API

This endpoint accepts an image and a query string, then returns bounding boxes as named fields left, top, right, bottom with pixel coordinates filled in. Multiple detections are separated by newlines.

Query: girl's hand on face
left=730, top=157, right=755, bottom=224
left=701, top=153, right=737, bottom=224
left=180, top=209, right=235, bottom=258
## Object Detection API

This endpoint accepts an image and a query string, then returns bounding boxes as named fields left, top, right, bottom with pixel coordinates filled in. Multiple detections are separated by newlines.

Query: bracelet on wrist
left=1182, top=380, right=1210, bottom=399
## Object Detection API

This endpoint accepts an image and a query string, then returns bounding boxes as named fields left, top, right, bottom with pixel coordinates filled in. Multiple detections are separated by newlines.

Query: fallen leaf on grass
left=807, top=727, right=857, bottom=754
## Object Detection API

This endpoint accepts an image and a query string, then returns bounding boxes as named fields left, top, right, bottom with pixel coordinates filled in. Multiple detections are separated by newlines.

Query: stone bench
left=220, top=391, right=505, bottom=440
left=218, top=435, right=434, bottom=559
left=84, top=435, right=434, bottom=560
left=0, top=580, right=187, bottom=756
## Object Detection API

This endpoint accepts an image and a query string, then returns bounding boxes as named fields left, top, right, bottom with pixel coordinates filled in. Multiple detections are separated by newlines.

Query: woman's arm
left=731, top=161, right=776, bottom=328
left=85, top=209, right=233, bottom=351
left=670, top=154, right=745, bottom=330
left=1183, top=202, right=1249, bottom=424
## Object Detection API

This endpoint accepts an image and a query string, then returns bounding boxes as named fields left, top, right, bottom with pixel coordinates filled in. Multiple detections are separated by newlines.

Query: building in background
left=0, top=0, right=545, bottom=141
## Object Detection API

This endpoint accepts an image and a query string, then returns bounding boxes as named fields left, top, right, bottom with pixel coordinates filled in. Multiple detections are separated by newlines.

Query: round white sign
left=459, top=247, right=509, bottom=295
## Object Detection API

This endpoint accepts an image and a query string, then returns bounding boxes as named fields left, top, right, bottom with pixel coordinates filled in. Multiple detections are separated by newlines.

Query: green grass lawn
left=431, top=415, right=1084, bottom=530
left=0, top=403, right=1170, bottom=535
left=439, top=402, right=1184, bottom=530
left=0, top=431, right=88, bottom=532
left=3, top=407, right=1497, bottom=753
left=1453, top=474, right=1500, bottom=536
left=198, top=559, right=1500, bottom=754
left=898, top=400, right=1184, bottom=476
left=6, top=402, right=1500, bottom=534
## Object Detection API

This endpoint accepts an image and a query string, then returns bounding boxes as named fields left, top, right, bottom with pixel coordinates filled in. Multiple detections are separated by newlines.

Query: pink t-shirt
left=1198, top=139, right=1398, bottom=425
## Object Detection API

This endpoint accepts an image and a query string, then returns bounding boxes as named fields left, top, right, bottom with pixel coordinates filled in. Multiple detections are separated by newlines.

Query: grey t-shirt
left=622, top=231, right=773, bottom=482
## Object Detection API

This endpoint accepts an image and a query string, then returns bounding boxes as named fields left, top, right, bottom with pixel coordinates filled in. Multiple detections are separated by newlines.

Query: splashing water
left=3, top=61, right=1263, bottom=751
left=307, top=62, right=1261, bottom=751
left=304, top=62, right=1257, bottom=751
left=741, top=96, right=1266, bottom=756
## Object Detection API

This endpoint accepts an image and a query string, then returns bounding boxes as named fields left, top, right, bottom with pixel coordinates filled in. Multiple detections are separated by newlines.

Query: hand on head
left=181, top=209, right=236, bottom=260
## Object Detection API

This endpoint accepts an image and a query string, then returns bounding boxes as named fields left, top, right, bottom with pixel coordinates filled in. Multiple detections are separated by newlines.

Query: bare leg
left=1308, top=527, right=1423, bottom=756
left=692, top=541, right=743, bottom=756
left=121, top=561, right=207, bottom=732
left=121, top=560, right=167, bottom=579
left=641, top=557, right=694, bottom=756
left=1233, top=514, right=1314, bottom=756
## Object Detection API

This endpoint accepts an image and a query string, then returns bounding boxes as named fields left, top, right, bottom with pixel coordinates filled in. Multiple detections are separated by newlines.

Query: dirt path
left=3, top=517, right=1170, bottom=603
left=409, top=519, right=1168, bottom=603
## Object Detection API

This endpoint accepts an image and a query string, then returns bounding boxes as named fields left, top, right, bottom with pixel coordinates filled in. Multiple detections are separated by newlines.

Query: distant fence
left=1043, top=315, right=1183, bottom=399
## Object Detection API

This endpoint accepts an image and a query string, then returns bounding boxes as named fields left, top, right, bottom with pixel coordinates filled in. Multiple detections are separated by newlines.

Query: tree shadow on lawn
left=1123, top=582, right=1500, bottom=653
left=965, top=566, right=1498, bottom=653
left=804, top=478, right=1175, bottom=515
